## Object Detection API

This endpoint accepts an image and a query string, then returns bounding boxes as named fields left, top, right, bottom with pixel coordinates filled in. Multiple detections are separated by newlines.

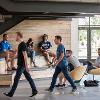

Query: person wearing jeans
left=46, top=35, right=77, bottom=92
left=3, top=32, right=37, bottom=97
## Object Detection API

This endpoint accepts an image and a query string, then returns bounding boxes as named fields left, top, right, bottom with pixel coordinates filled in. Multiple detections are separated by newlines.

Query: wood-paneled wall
left=0, top=20, right=71, bottom=53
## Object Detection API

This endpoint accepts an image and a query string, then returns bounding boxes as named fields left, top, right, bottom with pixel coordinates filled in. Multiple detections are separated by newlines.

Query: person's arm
left=52, top=54, right=57, bottom=64
left=94, top=59, right=100, bottom=68
left=22, top=51, right=29, bottom=72
left=40, top=47, right=45, bottom=52
left=54, top=52, right=64, bottom=66
left=38, top=42, right=45, bottom=52
left=8, top=42, right=12, bottom=51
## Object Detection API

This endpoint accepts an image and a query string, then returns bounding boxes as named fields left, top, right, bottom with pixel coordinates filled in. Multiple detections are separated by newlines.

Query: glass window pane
left=90, top=16, right=100, bottom=25
left=78, top=30, right=87, bottom=59
left=78, top=17, right=89, bottom=25
left=91, top=30, right=100, bottom=59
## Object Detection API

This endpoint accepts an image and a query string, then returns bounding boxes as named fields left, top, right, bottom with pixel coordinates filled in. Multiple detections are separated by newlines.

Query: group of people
left=0, top=32, right=100, bottom=97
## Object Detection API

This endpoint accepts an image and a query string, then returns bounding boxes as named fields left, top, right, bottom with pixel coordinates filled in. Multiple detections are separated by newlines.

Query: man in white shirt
left=67, top=50, right=81, bottom=71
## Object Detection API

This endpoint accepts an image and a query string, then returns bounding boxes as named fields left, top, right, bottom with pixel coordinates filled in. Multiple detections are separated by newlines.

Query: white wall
left=71, top=18, right=79, bottom=58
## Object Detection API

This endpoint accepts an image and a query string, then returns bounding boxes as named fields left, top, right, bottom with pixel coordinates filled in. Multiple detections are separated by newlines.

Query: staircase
left=0, top=15, right=25, bottom=35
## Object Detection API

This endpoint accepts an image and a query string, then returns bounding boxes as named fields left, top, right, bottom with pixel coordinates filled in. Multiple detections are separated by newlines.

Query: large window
left=78, top=30, right=87, bottom=59
left=78, top=16, right=100, bottom=60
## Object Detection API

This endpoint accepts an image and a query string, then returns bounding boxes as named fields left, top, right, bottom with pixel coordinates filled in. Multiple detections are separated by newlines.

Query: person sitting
left=83, top=48, right=100, bottom=73
left=94, top=48, right=100, bottom=68
left=0, top=34, right=17, bottom=71
left=26, top=38, right=37, bottom=67
left=56, top=50, right=81, bottom=87
left=38, top=34, right=55, bottom=66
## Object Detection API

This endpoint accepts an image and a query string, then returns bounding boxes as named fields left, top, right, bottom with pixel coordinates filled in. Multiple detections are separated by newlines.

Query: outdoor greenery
left=78, top=16, right=100, bottom=59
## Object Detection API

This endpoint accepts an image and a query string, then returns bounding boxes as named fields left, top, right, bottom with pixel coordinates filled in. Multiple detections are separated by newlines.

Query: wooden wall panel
left=0, top=20, right=71, bottom=53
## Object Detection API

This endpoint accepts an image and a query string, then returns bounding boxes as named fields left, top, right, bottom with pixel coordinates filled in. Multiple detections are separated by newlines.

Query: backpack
left=84, top=80, right=99, bottom=87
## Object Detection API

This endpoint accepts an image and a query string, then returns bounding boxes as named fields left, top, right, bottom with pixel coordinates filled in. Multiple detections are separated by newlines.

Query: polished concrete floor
left=0, top=77, right=100, bottom=100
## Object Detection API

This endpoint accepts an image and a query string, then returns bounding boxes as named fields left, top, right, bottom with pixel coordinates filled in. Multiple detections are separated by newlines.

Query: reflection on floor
left=0, top=77, right=100, bottom=100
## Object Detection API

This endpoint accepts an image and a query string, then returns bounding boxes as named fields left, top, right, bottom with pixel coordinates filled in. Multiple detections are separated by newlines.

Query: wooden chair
left=88, top=68, right=100, bottom=80
left=70, top=66, right=87, bottom=83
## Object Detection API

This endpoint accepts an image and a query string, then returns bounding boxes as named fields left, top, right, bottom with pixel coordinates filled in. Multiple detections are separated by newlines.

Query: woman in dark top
left=26, top=38, right=37, bottom=67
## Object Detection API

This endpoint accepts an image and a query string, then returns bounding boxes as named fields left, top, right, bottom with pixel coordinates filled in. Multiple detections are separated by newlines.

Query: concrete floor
left=0, top=77, right=100, bottom=100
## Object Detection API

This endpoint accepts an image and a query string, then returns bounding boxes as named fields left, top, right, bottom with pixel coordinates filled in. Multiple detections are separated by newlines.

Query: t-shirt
left=56, top=44, right=68, bottom=67
left=38, top=41, right=52, bottom=50
left=95, top=56, right=100, bottom=68
left=17, top=41, right=27, bottom=67
left=68, top=56, right=81, bottom=68
left=0, top=40, right=11, bottom=52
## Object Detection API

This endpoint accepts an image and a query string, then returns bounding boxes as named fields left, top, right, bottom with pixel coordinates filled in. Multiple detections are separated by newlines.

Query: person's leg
left=63, top=78, right=67, bottom=85
left=0, top=52, right=11, bottom=70
left=8, top=67, right=24, bottom=96
left=48, top=52, right=56, bottom=64
left=23, top=70, right=37, bottom=93
left=31, top=51, right=37, bottom=67
left=49, top=66, right=61, bottom=91
left=43, top=52, right=51, bottom=64
left=58, top=72, right=64, bottom=85
left=9, top=51, right=17, bottom=69
left=61, top=66, right=76, bottom=89
left=55, top=72, right=65, bottom=87
left=10, top=59, right=16, bottom=70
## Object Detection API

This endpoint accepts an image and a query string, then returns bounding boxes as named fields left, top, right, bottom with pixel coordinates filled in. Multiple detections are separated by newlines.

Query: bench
left=0, top=55, right=50, bottom=86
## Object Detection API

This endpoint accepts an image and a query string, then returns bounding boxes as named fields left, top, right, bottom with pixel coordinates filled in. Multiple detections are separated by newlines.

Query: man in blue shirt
left=46, top=35, right=77, bottom=92
left=0, top=34, right=17, bottom=71
left=38, top=34, right=55, bottom=66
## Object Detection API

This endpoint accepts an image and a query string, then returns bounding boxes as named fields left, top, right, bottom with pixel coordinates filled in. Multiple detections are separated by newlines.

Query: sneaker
left=30, top=91, right=38, bottom=97
left=12, top=67, right=17, bottom=70
left=45, top=88, right=53, bottom=92
left=55, top=84, right=63, bottom=87
left=3, top=92, right=13, bottom=97
left=62, top=84, right=66, bottom=87
left=72, top=87, right=77, bottom=92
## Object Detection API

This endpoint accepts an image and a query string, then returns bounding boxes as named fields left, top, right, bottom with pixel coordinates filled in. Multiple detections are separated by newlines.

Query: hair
left=16, top=32, right=23, bottom=38
left=3, top=34, right=7, bottom=38
left=28, top=38, right=33, bottom=43
left=98, top=48, right=100, bottom=51
left=27, top=38, right=33, bottom=47
left=55, top=35, right=62, bottom=42
left=66, top=50, right=72, bottom=54
left=42, top=34, right=48, bottom=41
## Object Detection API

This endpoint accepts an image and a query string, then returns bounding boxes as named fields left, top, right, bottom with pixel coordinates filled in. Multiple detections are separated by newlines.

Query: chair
left=88, top=68, right=100, bottom=80
left=70, top=66, right=87, bottom=82
left=70, top=66, right=87, bottom=93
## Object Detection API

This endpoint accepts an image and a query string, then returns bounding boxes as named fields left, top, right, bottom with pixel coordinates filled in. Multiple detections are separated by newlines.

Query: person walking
left=46, top=35, right=77, bottom=92
left=3, top=32, right=38, bottom=97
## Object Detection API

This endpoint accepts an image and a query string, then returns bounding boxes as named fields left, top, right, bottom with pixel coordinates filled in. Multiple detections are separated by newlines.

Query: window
left=78, top=16, right=100, bottom=60
left=78, top=30, right=87, bottom=59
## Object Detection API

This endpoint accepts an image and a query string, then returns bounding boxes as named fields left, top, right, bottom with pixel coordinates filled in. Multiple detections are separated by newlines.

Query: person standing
left=3, top=32, right=37, bottom=97
left=56, top=50, right=81, bottom=87
left=46, top=35, right=77, bottom=92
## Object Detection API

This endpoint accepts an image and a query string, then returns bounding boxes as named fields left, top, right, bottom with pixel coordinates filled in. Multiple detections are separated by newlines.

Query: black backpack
left=84, top=80, right=99, bottom=87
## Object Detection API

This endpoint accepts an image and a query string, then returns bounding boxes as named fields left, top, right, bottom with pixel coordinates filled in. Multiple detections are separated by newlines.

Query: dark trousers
left=50, top=65, right=76, bottom=90
left=9, top=66, right=37, bottom=96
